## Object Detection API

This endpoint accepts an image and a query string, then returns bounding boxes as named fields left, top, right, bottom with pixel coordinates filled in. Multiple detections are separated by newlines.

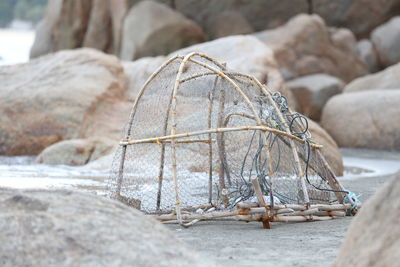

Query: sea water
left=0, top=28, right=34, bottom=66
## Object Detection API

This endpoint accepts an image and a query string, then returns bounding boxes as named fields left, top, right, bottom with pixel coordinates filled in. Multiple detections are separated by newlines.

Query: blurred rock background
left=1, top=0, right=400, bottom=173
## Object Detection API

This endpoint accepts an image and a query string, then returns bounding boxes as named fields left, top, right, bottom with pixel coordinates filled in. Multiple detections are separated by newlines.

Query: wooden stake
left=251, top=177, right=270, bottom=229
left=169, top=53, right=197, bottom=225
left=207, top=74, right=218, bottom=203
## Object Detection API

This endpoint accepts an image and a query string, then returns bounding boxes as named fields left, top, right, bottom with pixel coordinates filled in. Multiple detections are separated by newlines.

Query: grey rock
left=357, top=39, right=380, bottom=72
left=0, top=189, right=215, bottom=267
left=0, top=48, right=127, bottom=155
left=321, top=90, right=400, bottom=150
left=36, top=138, right=114, bottom=166
left=332, top=172, right=400, bottom=266
left=120, top=1, right=204, bottom=60
left=123, top=35, right=292, bottom=103
left=205, top=10, right=254, bottom=39
left=254, top=14, right=368, bottom=82
left=313, top=0, right=400, bottom=38
left=344, top=62, right=400, bottom=93
left=287, top=74, right=344, bottom=121
left=371, top=16, right=400, bottom=68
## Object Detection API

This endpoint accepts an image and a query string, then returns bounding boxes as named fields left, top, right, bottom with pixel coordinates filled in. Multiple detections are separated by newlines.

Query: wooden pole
left=115, top=55, right=183, bottom=196
left=169, top=53, right=197, bottom=225
left=251, top=177, right=270, bottom=229
left=120, top=126, right=322, bottom=148
left=216, top=65, right=231, bottom=192
left=225, top=72, right=312, bottom=206
left=156, top=89, right=175, bottom=210
left=207, top=74, right=218, bottom=203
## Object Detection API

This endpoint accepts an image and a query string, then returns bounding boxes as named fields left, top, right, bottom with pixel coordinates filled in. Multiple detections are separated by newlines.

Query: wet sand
left=166, top=149, right=400, bottom=267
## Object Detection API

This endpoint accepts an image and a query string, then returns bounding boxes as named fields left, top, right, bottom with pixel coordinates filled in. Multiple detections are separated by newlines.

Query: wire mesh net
left=108, top=53, right=347, bottom=215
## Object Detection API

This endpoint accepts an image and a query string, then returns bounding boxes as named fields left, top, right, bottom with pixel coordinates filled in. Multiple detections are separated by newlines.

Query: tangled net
left=108, top=53, right=356, bottom=226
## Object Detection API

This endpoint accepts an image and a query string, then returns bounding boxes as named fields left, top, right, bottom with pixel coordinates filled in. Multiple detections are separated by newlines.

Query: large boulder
left=287, top=74, right=344, bottom=121
left=357, top=39, right=380, bottom=73
left=205, top=10, right=254, bottom=39
left=371, top=16, right=400, bottom=68
left=344, top=62, right=400, bottom=93
left=166, top=0, right=400, bottom=38
left=321, top=90, right=400, bottom=150
left=308, top=119, right=343, bottom=176
left=0, top=189, right=214, bottom=266
left=313, top=0, right=400, bottom=38
left=30, top=0, right=131, bottom=58
left=123, top=35, right=293, bottom=103
left=120, top=1, right=204, bottom=61
left=36, top=138, right=114, bottom=166
left=122, top=56, right=167, bottom=99
left=0, top=48, right=127, bottom=155
left=168, top=0, right=309, bottom=37
left=254, top=14, right=368, bottom=82
left=333, top=172, right=400, bottom=266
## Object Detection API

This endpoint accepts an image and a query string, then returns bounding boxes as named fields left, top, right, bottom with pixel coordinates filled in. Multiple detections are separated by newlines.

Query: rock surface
left=30, top=0, right=131, bottom=58
left=333, top=172, right=400, bottom=266
left=172, top=36, right=288, bottom=96
left=0, top=48, right=127, bottom=155
left=313, top=0, right=400, bottom=38
left=205, top=10, right=254, bottom=39
left=321, top=90, right=400, bottom=150
left=308, top=119, right=343, bottom=176
left=254, top=14, right=368, bottom=82
left=167, top=0, right=400, bottom=38
left=287, top=74, right=344, bottom=121
left=36, top=138, right=114, bottom=166
left=124, top=35, right=293, bottom=102
left=0, top=189, right=214, bottom=267
left=344, top=62, right=400, bottom=93
left=371, top=16, right=400, bottom=68
left=357, top=39, right=379, bottom=73
left=169, top=0, right=309, bottom=36
left=122, top=56, right=168, bottom=99
left=120, top=1, right=204, bottom=60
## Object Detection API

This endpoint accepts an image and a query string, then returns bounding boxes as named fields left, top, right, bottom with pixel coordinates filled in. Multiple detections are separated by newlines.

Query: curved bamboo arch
left=169, top=52, right=277, bottom=225
left=185, top=54, right=310, bottom=206
left=115, top=55, right=183, bottom=195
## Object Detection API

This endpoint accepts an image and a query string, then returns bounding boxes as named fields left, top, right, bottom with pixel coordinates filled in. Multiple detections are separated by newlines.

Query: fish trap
left=109, top=53, right=359, bottom=228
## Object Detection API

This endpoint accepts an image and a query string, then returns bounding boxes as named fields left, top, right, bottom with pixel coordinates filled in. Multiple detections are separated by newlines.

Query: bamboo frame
left=155, top=201, right=351, bottom=224
left=120, top=126, right=323, bottom=148
left=116, top=55, right=183, bottom=196
left=114, top=52, right=357, bottom=229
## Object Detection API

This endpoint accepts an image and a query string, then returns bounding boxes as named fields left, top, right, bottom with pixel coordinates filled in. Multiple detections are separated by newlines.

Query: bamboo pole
left=315, top=149, right=349, bottom=205
left=169, top=53, right=197, bottom=225
left=216, top=68, right=232, bottom=191
left=115, top=55, right=183, bottom=196
left=155, top=209, right=240, bottom=221
left=225, top=72, right=311, bottom=206
left=236, top=202, right=352, bottom=211
left=160, top=214, right=341, bottom=224
left=272, top=215, right=335, bottom=222
left=251, top=177, right=270, bottom=229
left=156, top=90, right=174, bottom=210
left=314, top=211, right=346, bottom=217
left=207, top=74, right=219, bottom=204
left=120, top=125, right=323, bottom=148
left=288, top=208, right=319, bottom=216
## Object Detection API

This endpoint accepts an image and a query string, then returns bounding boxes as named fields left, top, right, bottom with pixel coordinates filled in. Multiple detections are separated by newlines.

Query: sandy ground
left=0, top=149, right=398, bottom=266
left=166, top=149, right=400, bottom=267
